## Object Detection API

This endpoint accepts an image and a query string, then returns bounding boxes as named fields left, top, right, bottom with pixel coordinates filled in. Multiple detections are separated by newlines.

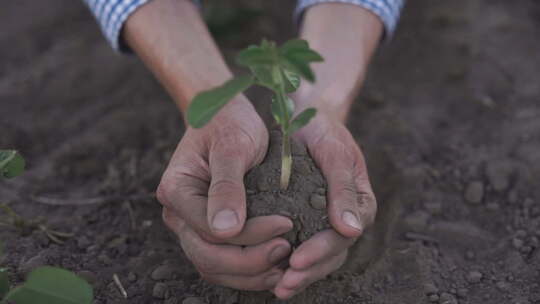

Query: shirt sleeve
left=295, top=0, right=405, bottom=39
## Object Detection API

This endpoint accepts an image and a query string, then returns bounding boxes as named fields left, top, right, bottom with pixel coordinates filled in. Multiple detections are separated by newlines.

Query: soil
left=245, top=131, right=329, bottom=248
left=1, top=0, right=540, bottom=304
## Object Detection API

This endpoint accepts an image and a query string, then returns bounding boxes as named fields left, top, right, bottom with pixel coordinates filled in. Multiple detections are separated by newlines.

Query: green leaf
left=251, top=65, right=275, bottom=89
left=279, top=39, right=323, bottom=64
left=279, top=39, right=309, bottom=54
left=4, top=266, right=93, bottom=304
left=281, top=57, right=316, bottom=82
left=284, top=96, right=295, bottom=118
left=271, top=98, right=283, bottom=126
left=236, top=46, right=274, bottom=68
left=287, top=108, right=317, bottom=135
left=0, top=269, right=8, bottom=299
left=0, top=150, right=25, bottom=179
left=282, top=70, right=300, bottom=93
left=187, top=76, right=254, bottom=128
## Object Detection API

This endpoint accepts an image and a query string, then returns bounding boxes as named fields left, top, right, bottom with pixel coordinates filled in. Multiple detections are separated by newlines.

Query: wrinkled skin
left=157, top=105, right=377, bottom=298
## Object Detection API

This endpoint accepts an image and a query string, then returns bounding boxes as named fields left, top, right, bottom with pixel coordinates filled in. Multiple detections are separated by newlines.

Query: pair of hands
left=157, top=98, right=376, bottom=300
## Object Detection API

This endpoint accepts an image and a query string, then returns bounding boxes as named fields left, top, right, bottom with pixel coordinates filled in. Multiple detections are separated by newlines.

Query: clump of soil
left=244, top=130, right=330, bottom=247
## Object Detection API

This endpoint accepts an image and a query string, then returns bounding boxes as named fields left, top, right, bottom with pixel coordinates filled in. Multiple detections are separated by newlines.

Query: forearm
left=123, top=0, right=250, bottom=115
left=293, top=3, right=383, bottom=123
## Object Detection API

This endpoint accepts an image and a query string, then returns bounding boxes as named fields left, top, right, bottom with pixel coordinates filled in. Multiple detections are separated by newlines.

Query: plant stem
left=280, top=134, right=292, bottom=190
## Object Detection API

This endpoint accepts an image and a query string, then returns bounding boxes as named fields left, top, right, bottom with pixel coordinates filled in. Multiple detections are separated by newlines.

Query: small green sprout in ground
left=187, top=39, right=323, bottom=190
left=0, top=150, right=93, bottom=304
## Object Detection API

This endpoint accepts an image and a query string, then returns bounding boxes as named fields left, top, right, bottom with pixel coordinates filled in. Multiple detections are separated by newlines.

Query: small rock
left=466, top=271, right=483, bottom=283
left=98, top=254, right=112, bottom=265
left=486, top=160, right=515, bottom=192
left=256, top=177, right=271, bottom=192
left=182, top=297, right=206, bottom=304
left=77, top=236, right=92, bottom=249
left=128, top=272, right=137, bottom=282
left=316, top=187, right=326, bottom=195
left=295, top=161, right=312, bottom=175
left=496, top=281, right=509, bottom=291
left=465, top=250, right=476, bottom=260
left=486, top=202, right=499, bottom=210
left=516, top=230, right=527, bottom=238
left=78, top=270, right=97, bottom=285
left=424, top=202, right=443, bottom=215
left=424, top=282, right=439, bottom=295
left=404, top=211, right=430, bottom=231
left=428, top=294, right=439, bottom=302
left=19, top=254, right=47, bottom=275
left=464, top=181, right=484, bottom=204
left=457, top=288, right=468, bottom=298
left=309, top=194, right=327, bottom=210
left=153, top=282, right=169, bottom=299
left=440, top=292, right=458, bottom=304
left=512, top=238, right=524, bottom=249
left=165, top=297, right=179, bottom=304
left=508, top=190, right=518, bottom=204
left=151, top=265, right=175, bottom=280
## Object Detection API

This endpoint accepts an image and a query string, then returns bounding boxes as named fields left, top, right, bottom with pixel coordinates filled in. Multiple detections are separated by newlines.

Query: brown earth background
left=1, top=1, right=540, bottom=303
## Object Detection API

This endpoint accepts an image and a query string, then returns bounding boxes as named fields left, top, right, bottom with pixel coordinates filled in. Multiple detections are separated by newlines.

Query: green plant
left=187, top=39, right=323, bottom=189
left=0, top=150, right=93, bottom=304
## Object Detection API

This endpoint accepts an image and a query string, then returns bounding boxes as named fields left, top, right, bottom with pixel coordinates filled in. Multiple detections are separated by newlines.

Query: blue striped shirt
left=82, top=0, right=404, bottom=52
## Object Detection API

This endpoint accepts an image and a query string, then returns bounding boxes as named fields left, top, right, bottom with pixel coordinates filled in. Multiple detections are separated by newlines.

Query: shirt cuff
left=83, top=0, right=201, bottom=53
left=295, top=0, right=405, bottom=40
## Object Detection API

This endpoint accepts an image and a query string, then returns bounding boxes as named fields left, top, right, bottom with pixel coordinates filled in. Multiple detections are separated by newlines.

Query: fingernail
left=268, top=245, right=290, bottom=264
left=212, top=209, right=238, bottom=231
left=265, top=273, right=281, bottom=287
left=342, top=211, right=362, bottom=231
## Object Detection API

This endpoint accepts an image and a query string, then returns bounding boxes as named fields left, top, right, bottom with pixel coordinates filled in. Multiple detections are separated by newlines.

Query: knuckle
left=192, top=255, right=219, bottom=275
left=156, top=175, right=176, bottom=208
left=209, top=178, right=243, bottom=197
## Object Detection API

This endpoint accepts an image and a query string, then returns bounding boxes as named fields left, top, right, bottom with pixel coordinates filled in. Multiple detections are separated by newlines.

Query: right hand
left=157, top=98, right=293, bottom=290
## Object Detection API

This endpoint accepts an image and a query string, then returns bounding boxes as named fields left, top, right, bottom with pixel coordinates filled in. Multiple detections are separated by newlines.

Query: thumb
left=207, top=148, right=249, bottom=239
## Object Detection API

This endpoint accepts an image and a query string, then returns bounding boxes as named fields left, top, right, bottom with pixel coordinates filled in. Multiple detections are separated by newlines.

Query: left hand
left=272, top=112, right=377, bottom=299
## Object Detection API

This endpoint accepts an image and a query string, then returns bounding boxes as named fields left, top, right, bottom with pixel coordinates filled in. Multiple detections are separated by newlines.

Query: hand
left=157, top=99, right=294, bottom=290
left=273, top=113, right=377, bottom=299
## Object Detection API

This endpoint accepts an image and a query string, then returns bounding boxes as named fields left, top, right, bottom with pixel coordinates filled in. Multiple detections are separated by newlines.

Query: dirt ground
left=1, top=0, right=540, bottom=303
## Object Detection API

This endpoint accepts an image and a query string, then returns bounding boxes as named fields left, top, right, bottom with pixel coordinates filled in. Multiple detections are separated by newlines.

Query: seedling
left=0, top=150, right=93, bottom=304
left=187, top=39, right=323, bottom=189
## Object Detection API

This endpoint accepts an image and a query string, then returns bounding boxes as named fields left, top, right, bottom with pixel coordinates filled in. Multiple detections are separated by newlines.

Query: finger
left=354, top=170, right=378, bottom=230
left=311, top=138, right=364, bottom=238
left=173, top=217, right=292, bottom=276
left=203, top=267, right=284, bottom=291
left=163, top=207, right=293, bottom=246
left=289, top=229, right=355, bottom=270
left=273, top=252, right=347, bottom=300
left=206, top=143, right=251, bottom=238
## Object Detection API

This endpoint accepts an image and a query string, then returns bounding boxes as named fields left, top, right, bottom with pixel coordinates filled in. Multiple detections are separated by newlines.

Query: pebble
left=512, top=238, right=524, bottom=249
left=466, top=271, right=483, bottom=283
left=424, top=283, right=439, bottom=295
left=464, top=181, right=484, bottom=204
left=424, top=202, right=443, bottom=215
left=486, top=160, right=515, bottom=191
left=486, top=202, right=500, bottom=210
left=77, top=236, right=92, bottom=249
left=256, top=177, right=271, bottom=192
left=151, top=265, right=175, bottom=280
left=465, top=250, right=476, bottom=260
left=128, top=272, right=137, bottom=282
left=153, top=282, right=169, bottom=299
left=98, top=254, right=112, bottom=265
left=309, top=194, right=327, bottom=210
left=428, top=294, right=439, bottom=302
left=496, top=281, right=509, bottom=291
left=404, top=211, right=430, bottom=231
left=457, top=288, right=468, bottom=298
left=440, top=292, right=458, bottom=304
left=182, top=297, right=206, bottom=304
